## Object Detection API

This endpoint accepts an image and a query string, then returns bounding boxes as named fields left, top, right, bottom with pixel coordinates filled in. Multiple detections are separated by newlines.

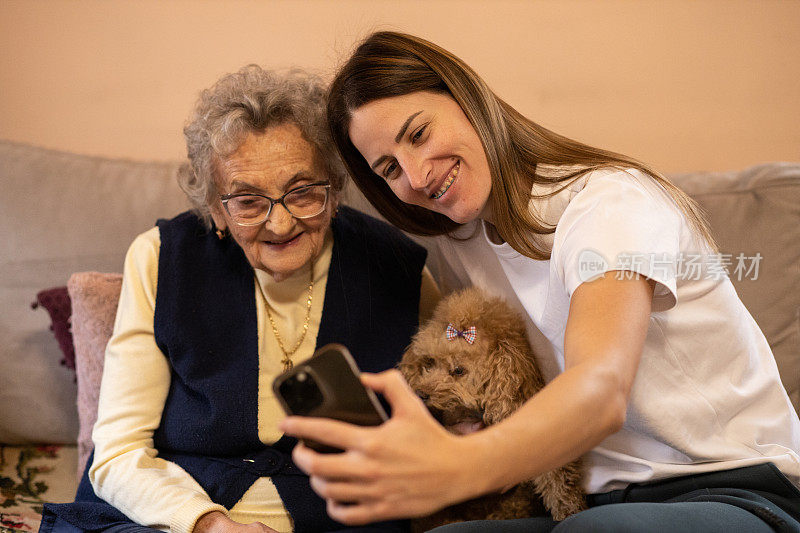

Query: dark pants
left=40, top=515, right=160, bottom=533
left=429, top=463, right=800, bottom=533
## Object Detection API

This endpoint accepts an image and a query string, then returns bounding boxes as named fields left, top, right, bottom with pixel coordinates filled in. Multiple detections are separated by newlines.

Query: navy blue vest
left=41, top=207, right=424, bottom=532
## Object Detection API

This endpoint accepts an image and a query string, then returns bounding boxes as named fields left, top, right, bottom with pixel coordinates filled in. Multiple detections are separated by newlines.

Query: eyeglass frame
left=219, top=181, right=332, bottom=226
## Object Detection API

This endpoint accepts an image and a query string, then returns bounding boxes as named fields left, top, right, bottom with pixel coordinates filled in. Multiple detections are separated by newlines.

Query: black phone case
left=273, top=343, right=388, bottom=452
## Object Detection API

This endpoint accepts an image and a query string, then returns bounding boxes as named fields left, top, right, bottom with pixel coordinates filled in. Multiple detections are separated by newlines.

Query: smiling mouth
left=266, top=232, right=302, bottom=245
left=431, top=160, right=460, bottom=200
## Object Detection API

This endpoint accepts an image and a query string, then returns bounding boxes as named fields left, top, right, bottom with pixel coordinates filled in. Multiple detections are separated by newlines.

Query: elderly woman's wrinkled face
left=211, top=123, right=335, bottom=282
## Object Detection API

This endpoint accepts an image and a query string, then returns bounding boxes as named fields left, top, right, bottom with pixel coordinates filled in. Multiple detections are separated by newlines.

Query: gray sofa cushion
left=0, top=140, right=187, bottom=443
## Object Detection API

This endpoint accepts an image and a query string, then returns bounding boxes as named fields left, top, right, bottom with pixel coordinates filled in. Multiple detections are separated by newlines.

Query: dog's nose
left=416, top=390, right=430, bottom=401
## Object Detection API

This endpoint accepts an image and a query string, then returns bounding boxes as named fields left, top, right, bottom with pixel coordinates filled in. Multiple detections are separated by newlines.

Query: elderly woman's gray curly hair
left=177, top=65, right=347, bottom=228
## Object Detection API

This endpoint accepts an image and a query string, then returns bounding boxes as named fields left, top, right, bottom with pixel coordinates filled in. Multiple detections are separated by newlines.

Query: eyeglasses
left=220, top=182, right=331, bottom=226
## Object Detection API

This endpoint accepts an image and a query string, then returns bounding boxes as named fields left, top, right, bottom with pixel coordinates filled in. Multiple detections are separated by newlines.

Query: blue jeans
left=429, top=463, right=800, bottom=533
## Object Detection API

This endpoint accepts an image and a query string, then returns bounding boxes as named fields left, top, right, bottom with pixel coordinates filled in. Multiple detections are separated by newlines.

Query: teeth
left=432, top=161, right=459, bottom=199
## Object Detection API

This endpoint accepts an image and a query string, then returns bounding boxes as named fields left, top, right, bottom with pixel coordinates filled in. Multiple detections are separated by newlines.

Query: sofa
left=1, top=138, right=798, bottom=531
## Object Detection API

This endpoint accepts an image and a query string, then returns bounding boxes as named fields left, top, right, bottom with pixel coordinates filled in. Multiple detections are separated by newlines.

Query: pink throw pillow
left=67, top=272, right=123, bottom=480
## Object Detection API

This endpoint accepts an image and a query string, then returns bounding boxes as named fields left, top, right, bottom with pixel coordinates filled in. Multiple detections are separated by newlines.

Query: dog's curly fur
left=400, top=287, right=586, bottom=530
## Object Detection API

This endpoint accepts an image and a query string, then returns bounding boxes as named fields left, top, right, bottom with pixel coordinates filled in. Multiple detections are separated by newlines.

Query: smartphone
left=273, top=343, right=388, bottom=453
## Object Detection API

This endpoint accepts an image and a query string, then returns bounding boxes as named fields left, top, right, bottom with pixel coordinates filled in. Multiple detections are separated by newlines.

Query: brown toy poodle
left=400, top=287, right=586, bottom=530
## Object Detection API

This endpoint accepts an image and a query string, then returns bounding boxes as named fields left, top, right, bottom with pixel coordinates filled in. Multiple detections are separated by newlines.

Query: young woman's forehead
left=348, top=91, right=462, bottom=150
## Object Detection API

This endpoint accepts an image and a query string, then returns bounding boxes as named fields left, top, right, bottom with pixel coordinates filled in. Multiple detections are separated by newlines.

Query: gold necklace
left=266, top=265, right=315, bottom=371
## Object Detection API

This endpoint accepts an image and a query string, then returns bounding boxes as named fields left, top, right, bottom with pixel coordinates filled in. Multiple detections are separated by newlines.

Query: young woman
left=281, top=32, right=800, bottom=532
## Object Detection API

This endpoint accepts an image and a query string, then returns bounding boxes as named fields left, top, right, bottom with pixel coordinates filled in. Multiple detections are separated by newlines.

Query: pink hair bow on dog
left=445, top=324, right=477, bottom=344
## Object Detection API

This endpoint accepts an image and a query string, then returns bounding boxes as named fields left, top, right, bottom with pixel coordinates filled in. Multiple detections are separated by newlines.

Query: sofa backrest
left=0, top=140, right=188, bottom=444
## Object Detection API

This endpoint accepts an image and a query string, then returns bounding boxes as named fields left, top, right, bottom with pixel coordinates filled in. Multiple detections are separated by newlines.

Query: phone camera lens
left=279, top=369, right=323, bottom=415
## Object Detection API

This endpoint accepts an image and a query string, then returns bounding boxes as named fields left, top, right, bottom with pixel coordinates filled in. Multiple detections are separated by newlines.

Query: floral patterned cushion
left=0, top=445, right=78, bottom=532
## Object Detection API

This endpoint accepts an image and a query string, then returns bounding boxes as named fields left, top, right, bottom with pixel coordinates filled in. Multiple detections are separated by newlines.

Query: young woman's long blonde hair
left=328, top=31, right=715, bottom=259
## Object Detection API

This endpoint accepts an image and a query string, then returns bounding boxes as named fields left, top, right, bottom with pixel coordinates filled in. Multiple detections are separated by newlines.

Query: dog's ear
left=482, top=338, right=545, bottom=425
left=398, top=346, right=430, bottom=385
left=397, top=348, right=415, bottom=379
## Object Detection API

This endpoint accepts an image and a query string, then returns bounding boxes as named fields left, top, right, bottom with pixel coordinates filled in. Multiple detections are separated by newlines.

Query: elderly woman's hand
left=280, top=370, right=488, bottom=525
left=194, top=511, right=279, bottom=533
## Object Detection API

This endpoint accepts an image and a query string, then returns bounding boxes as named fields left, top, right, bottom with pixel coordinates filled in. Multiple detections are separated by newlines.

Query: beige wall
left=1, top=0, right=798, bottom=173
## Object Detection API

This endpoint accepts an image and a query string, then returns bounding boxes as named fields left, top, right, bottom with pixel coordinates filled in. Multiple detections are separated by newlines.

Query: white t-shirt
left=435, top=166, right=800, bottom=494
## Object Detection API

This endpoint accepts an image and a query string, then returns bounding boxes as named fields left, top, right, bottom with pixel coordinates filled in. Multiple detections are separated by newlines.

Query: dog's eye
left=422, top=357, right=436, bottom=370
left=450, top=366, right=466, bottom=377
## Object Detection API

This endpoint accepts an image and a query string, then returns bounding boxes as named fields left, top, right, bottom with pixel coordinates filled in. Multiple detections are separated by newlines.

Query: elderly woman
left=40, top=66, right=437, bottom=533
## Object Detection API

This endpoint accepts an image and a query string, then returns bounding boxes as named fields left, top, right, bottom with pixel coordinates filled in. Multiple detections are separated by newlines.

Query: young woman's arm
left=281, top=271, right=655, bottom=525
